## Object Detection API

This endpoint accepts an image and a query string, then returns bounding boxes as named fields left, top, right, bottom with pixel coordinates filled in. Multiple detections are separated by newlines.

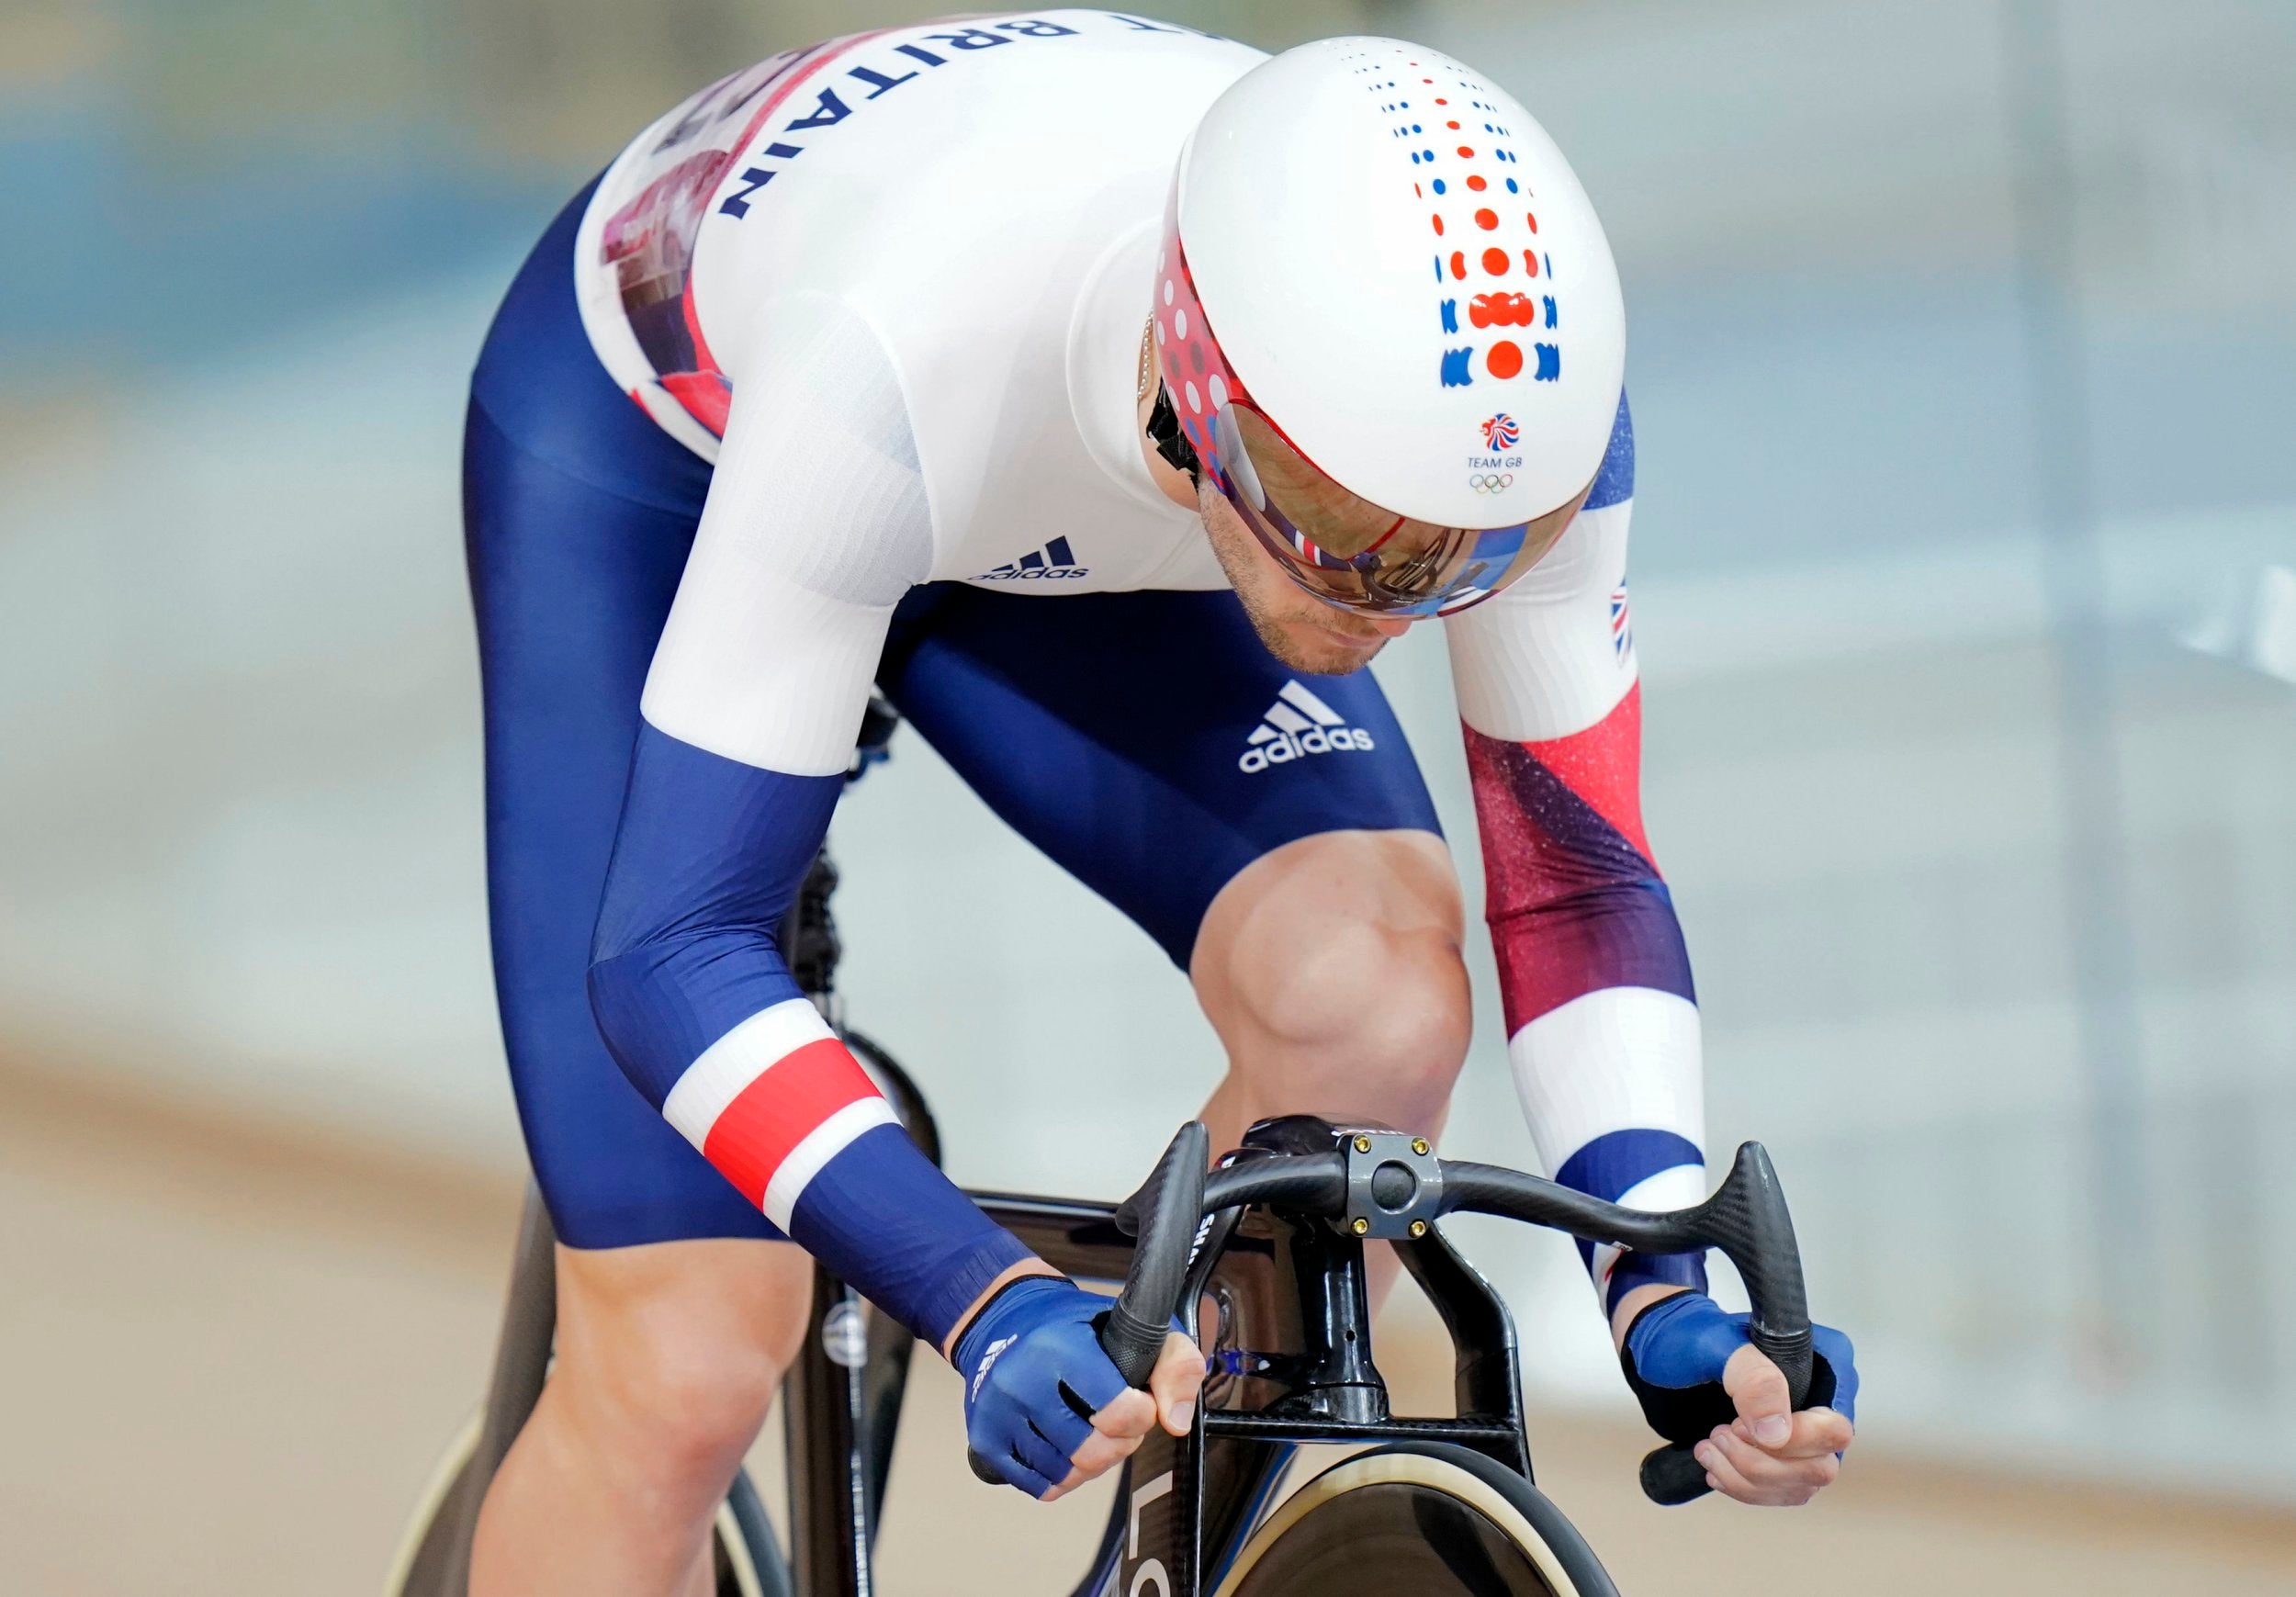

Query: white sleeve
left=641, top=294, right=931, bottom=776
left=1443, top=493, right=1710, bottom=1308
left=1443, top=497, right=1636, bottom=743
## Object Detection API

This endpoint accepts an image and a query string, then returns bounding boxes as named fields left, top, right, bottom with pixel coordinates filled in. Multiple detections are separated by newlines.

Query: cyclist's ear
left=1721, top=1344, right=1795, bottom=1447
left=1148, top=1331, right=1204, bottom=1435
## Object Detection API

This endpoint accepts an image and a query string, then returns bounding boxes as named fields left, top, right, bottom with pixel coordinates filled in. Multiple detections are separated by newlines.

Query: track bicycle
left=388, top=703, right=1818, bottom=1596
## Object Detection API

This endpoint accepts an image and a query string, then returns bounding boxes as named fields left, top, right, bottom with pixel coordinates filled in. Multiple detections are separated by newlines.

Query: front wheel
left=1214, top=1443, right=1618, bottom=1597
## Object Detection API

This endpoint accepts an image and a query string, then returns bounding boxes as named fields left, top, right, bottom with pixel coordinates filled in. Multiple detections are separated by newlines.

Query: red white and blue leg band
left=662, top=998, right=901, bottom=1226
left=657, top=995, right=1032, bottom=1344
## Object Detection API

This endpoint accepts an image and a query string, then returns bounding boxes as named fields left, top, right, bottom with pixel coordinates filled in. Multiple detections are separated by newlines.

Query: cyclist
left=462, top=17, right=1857, bottom=1593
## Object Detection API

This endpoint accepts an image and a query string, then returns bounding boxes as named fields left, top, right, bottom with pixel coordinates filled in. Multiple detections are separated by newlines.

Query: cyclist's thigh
left=874, top=585, right=1443, bottom=968
left=466, top=178, right=777, bottom=1251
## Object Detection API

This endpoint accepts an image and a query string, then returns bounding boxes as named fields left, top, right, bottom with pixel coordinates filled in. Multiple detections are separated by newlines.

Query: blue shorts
left=466, top=183, right=1443, bottom=1248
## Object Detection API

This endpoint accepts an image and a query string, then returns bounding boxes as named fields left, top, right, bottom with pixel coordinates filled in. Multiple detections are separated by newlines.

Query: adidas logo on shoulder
left=1239, top=680, right=1375, bottom=774
left=976, top=535, right=1088, bottom=581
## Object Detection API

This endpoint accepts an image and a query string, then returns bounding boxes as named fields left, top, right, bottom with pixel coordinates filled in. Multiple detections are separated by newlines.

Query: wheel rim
left=712, top=1495, right=765, bottom=1597
left=1217, top=1452, right=1585, bottom=1597
left=382, top=1414, right=480, bottom=1597
left=383, top=1415, right=771, bottom=1597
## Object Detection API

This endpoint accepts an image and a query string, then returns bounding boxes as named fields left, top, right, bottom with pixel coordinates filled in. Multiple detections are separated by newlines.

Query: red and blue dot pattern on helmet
left=1345, top=47, right=1564, bottom=392
left=1155, top=185, right=1567, bottom=614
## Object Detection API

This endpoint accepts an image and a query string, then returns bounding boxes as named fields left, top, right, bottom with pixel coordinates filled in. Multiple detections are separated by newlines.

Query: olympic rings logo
left=1469, top=473, right=1514, bottom=493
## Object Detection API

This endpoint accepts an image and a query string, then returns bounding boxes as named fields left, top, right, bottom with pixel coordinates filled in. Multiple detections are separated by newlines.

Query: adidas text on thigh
left=1239, top=726, right=1375, bottom=773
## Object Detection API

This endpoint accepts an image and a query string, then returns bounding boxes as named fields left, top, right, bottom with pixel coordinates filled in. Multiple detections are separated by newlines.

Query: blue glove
left=953, top=1275, right=1132, bottom=1497
left=1620, top=1290, right=1858, bottom=1446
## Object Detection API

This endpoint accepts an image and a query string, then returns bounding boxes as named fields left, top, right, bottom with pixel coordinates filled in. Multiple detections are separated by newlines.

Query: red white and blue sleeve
left=1442, top=396, right=1709, bottom=1317
left=586, top=296, right=1030, bottom=1348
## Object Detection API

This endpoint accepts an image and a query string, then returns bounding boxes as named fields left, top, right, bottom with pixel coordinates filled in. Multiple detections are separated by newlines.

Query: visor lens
left=1211, top=402, right=1590, bottom=617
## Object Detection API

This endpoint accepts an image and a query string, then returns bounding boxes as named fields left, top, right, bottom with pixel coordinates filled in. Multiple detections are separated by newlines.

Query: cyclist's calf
left=471, top=1237, right=814, bottom=1596
left=564, top=1241, right=806, bottom=1449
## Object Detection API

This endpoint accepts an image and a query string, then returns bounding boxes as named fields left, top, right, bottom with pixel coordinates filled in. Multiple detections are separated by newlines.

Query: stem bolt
left=1412, top=1138, right=1431, bottom=1156
left=1352, top=1217, right=1371, bottom=1235
left=1409, top=1220, right=1428, bottom=1237
left=1354, top=1135, right=1374, bottom=1153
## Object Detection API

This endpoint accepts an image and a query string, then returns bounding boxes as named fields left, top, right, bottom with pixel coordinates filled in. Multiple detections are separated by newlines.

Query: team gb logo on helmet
left=1481, top=412, right=1519, bottom=451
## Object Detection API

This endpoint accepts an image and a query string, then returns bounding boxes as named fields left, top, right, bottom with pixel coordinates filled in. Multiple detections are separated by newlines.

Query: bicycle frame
left=783, top=1095, right=1538, bottom=1597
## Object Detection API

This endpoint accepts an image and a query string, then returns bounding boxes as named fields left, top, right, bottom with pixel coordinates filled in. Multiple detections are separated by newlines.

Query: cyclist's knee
left=1199, top=830, right=1469, bottom=1120
left=551, top=1239, right=811, bottom=1479
left=1273, top=913, right=1470, bottom=1109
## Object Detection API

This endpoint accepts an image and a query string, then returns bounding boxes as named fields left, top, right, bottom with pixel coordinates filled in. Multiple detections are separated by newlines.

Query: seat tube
left=785, top=1264, right=874, bottom=1597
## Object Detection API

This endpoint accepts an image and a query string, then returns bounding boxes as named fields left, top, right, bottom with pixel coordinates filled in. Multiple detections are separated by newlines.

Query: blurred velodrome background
left=4, top=1, right=2293, bottom=1591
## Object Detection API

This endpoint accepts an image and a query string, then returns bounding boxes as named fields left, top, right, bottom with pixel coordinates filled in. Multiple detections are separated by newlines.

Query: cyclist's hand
left=1617, top=1288, right=1858, bottom=1507
left=951, top=1273, right=1203, bottom=1501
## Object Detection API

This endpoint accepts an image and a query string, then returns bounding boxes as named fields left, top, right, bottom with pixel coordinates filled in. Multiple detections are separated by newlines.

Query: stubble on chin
left=1200, top=497, right=1387, bottom=677
left=1260, top=619, right=1385, bottom=677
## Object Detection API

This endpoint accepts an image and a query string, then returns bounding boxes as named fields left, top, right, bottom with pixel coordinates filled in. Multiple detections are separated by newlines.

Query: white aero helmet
left=1150, top=38, right=1626, bottom=616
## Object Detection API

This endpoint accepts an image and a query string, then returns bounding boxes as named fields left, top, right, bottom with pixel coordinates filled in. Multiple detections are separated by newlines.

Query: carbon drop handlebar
left=968, top=1124, right=1813, bottom=1504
